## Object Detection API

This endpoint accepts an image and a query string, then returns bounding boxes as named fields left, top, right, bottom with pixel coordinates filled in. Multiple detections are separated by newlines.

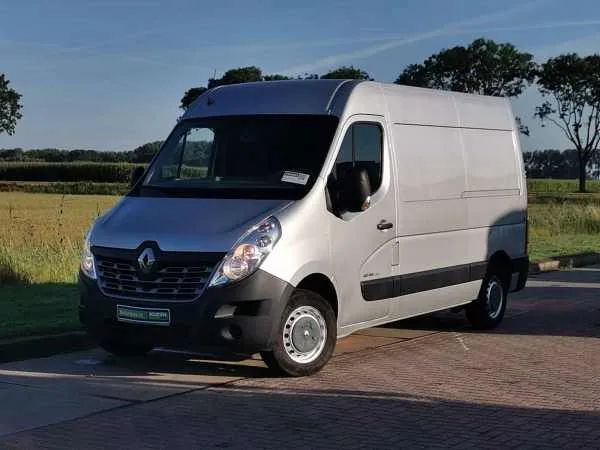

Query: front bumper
left=78, top=269, right=293, bottom=354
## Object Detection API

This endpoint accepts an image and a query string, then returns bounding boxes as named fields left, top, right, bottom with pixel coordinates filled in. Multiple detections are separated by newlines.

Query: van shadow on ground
left=383, top=267, right=600, bottom=340
left=1, top=384, right=599, bottom=448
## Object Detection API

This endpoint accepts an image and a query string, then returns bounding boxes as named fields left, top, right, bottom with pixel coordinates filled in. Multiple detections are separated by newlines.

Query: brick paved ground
left=1, top=266, right=599, bottom=449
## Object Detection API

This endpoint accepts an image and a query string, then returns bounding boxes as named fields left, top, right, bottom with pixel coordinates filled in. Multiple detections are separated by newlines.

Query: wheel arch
left=296, top=273, right=339, bottom=318
left=486, top=250, right=512, bottom=288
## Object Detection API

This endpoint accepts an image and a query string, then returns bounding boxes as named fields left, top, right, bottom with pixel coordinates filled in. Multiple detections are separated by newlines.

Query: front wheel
left=261, top=289, right=337, bottom=377
left=466, top=272, right=508, bottom=329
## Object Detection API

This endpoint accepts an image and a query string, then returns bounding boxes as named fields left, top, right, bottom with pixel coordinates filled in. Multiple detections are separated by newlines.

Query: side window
left=333, top=122, right=383, bottom=192
left=164, top=127, right=214, bottom=179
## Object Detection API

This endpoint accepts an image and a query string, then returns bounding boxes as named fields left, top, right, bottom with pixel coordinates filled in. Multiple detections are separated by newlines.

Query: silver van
left=79, top=80, right=529, bottom=376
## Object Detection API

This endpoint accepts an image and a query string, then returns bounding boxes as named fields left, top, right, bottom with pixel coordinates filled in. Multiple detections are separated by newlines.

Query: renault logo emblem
left=137, top=248, right=156, bottom=273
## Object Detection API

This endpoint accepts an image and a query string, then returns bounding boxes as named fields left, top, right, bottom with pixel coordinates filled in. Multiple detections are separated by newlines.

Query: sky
left=1, top=0, right=600, bottom=152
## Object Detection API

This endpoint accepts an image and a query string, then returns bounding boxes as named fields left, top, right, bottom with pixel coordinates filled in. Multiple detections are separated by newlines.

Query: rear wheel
left=466, top=270, right=508, bottom=330
left=261, top=289, right=336, bottom=377
left=99, top=339, right=153, bottom=357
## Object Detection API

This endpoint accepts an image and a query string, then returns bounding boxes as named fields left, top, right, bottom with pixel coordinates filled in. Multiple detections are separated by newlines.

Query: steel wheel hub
left=283, top=306, right=327, bottom=364
left=486, top=278, right=504, bottom=319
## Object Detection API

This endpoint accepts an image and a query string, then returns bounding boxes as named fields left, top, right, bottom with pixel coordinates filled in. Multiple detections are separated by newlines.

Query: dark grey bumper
left=510, top=256, right=529, bottom=292
left=78, top=269, right=293, bottom=354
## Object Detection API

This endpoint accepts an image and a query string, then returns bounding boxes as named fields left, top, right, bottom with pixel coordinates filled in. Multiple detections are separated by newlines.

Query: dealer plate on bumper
left=117, top=304, right=171, bottom=326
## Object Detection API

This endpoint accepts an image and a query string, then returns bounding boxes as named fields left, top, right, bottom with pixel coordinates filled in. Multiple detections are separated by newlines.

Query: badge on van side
left=281, top=171, right=310, bottom=185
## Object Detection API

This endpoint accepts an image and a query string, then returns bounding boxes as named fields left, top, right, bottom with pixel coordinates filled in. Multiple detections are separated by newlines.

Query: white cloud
left=279, top=0, right=549, bottom=75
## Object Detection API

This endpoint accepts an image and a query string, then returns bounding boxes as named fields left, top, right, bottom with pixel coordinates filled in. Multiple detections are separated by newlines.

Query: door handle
left=377, top=220, right=394, bottom=231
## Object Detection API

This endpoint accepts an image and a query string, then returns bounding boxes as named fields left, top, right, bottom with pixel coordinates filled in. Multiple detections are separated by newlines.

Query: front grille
left=94, top=249, right=224, bottom=302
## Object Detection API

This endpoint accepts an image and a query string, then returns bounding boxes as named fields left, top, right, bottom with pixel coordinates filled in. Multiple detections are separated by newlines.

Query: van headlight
left=80, top=228, right=96, bottom=279
left=209, top=216, right=281, bottom=287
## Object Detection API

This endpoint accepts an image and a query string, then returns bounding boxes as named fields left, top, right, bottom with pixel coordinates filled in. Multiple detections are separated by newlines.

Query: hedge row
left=0, top=181, right=130, bottom=196
left=0, top=162, right=143, bottom=183
left=527, top=179, right=600, bottom=193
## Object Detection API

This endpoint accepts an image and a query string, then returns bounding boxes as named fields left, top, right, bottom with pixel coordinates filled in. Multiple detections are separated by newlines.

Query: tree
left=180, top=87, right=208, bottom=110
left=132, top=141, right=163, bottom=163
left=535, top=54, right=600, bottom=192
left=0, top=73, right=23, bottom=135
left=207, top=66, right=263, bottom=89
left=180, top=67, right=292, bottom=110
left=263, top=74, right=292, bottom=81
left=396, top=38, right=536, bottom=96
left=321, top=66, right=372, bottom=80
left=395, top=38, right=536, bottom=134
left=522, top=149, right=580, bottom=179
left=0, top=148, right=23, bottom=161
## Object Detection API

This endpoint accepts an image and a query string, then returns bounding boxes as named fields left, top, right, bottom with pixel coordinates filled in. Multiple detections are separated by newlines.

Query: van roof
left=182, top=79, right=515, bottom=131
left=182, top=79, right=358, bottom=119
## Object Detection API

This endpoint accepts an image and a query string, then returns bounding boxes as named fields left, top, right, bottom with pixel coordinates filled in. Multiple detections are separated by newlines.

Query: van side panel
left=384, top=85, right=458, bottom=127
left=457, top=98, right=528, bottom=267
left=393, top=125, right=465, bottom=202
left=453, top=92, right=514, bottom=130
left=387, top=121, right=479, bottom=319
left=462, top=129, right=521, bottom=195
left=380, top=86, right=525, bottom=322
left=461, top=126, right=526, bottom=262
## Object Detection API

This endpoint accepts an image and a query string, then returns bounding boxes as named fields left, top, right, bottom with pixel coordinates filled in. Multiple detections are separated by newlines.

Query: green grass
left=528, top=234, right=600, bottom=263
left=528, top=202, right=600, bottom=236
left=527, top=201, right=600, bottom=263
left=0, top=283, right=79, bottom=339
left=528, top=192, right=600, bottom=205
left=0, top=192, right=120, bottom=284
left=0, top=192, right=120, bottom=339
left=527, top=179, right=600, bottom=193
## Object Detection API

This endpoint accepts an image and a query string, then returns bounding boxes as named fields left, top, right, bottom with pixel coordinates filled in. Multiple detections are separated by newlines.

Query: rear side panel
left=378, top=86, right=527, bottom=322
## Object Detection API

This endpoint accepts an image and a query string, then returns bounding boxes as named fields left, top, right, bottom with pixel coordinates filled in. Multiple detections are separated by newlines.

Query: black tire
left=261, top=289, right=337, bottom=377
left=99, top=339, right=153, bottom=357
left=466, top=270, right=509, bottom=330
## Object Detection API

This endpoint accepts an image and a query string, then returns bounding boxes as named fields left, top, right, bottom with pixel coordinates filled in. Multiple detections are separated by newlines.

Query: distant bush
left=0, top=162, right=142, bottom=183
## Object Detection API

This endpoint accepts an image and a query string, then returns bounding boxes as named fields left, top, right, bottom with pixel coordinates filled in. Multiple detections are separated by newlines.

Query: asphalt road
left=1, top=266, right=599, bottom=449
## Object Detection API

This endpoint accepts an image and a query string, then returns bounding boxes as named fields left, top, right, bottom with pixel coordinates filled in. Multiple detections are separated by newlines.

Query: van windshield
left=137, top=115, right=339, bottom=200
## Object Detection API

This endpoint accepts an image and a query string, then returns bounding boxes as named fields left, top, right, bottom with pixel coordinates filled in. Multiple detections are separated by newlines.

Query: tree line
left=2, top=37, right=600, bottom=191
left=524, top=149, right=600, bottom=179
left=0, top=141, right=163, bottom=164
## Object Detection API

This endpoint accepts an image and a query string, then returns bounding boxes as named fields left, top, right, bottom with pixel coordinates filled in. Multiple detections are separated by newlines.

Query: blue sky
left=1, top=0, right=600, bottom=151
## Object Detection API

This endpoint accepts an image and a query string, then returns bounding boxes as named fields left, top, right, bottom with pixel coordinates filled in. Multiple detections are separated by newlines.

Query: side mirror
left=341, top=167, right=372, bottom=212
left=131, top=166, right=146, bottom=187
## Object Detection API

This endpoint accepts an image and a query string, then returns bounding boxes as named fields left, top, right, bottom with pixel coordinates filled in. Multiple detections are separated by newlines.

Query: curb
left=0, top=330, right=96, bottom=364
left=528, top=252, right=600, bottom=274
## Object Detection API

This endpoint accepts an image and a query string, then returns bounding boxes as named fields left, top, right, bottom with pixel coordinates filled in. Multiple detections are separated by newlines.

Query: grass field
left=527, top=179, right=600, bottom=193
left=0, top=189, right=598, bottom=340
left=0, top=193, right=119, bottom=339
left=0, top=192, right=119, bottom=284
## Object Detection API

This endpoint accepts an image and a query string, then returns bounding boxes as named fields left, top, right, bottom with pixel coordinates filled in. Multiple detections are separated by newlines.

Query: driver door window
left=333, top=122, right=383, bottom=194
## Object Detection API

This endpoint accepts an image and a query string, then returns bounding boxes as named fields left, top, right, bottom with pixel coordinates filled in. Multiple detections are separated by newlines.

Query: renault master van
left=79, top=80, right=529, bottom=376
